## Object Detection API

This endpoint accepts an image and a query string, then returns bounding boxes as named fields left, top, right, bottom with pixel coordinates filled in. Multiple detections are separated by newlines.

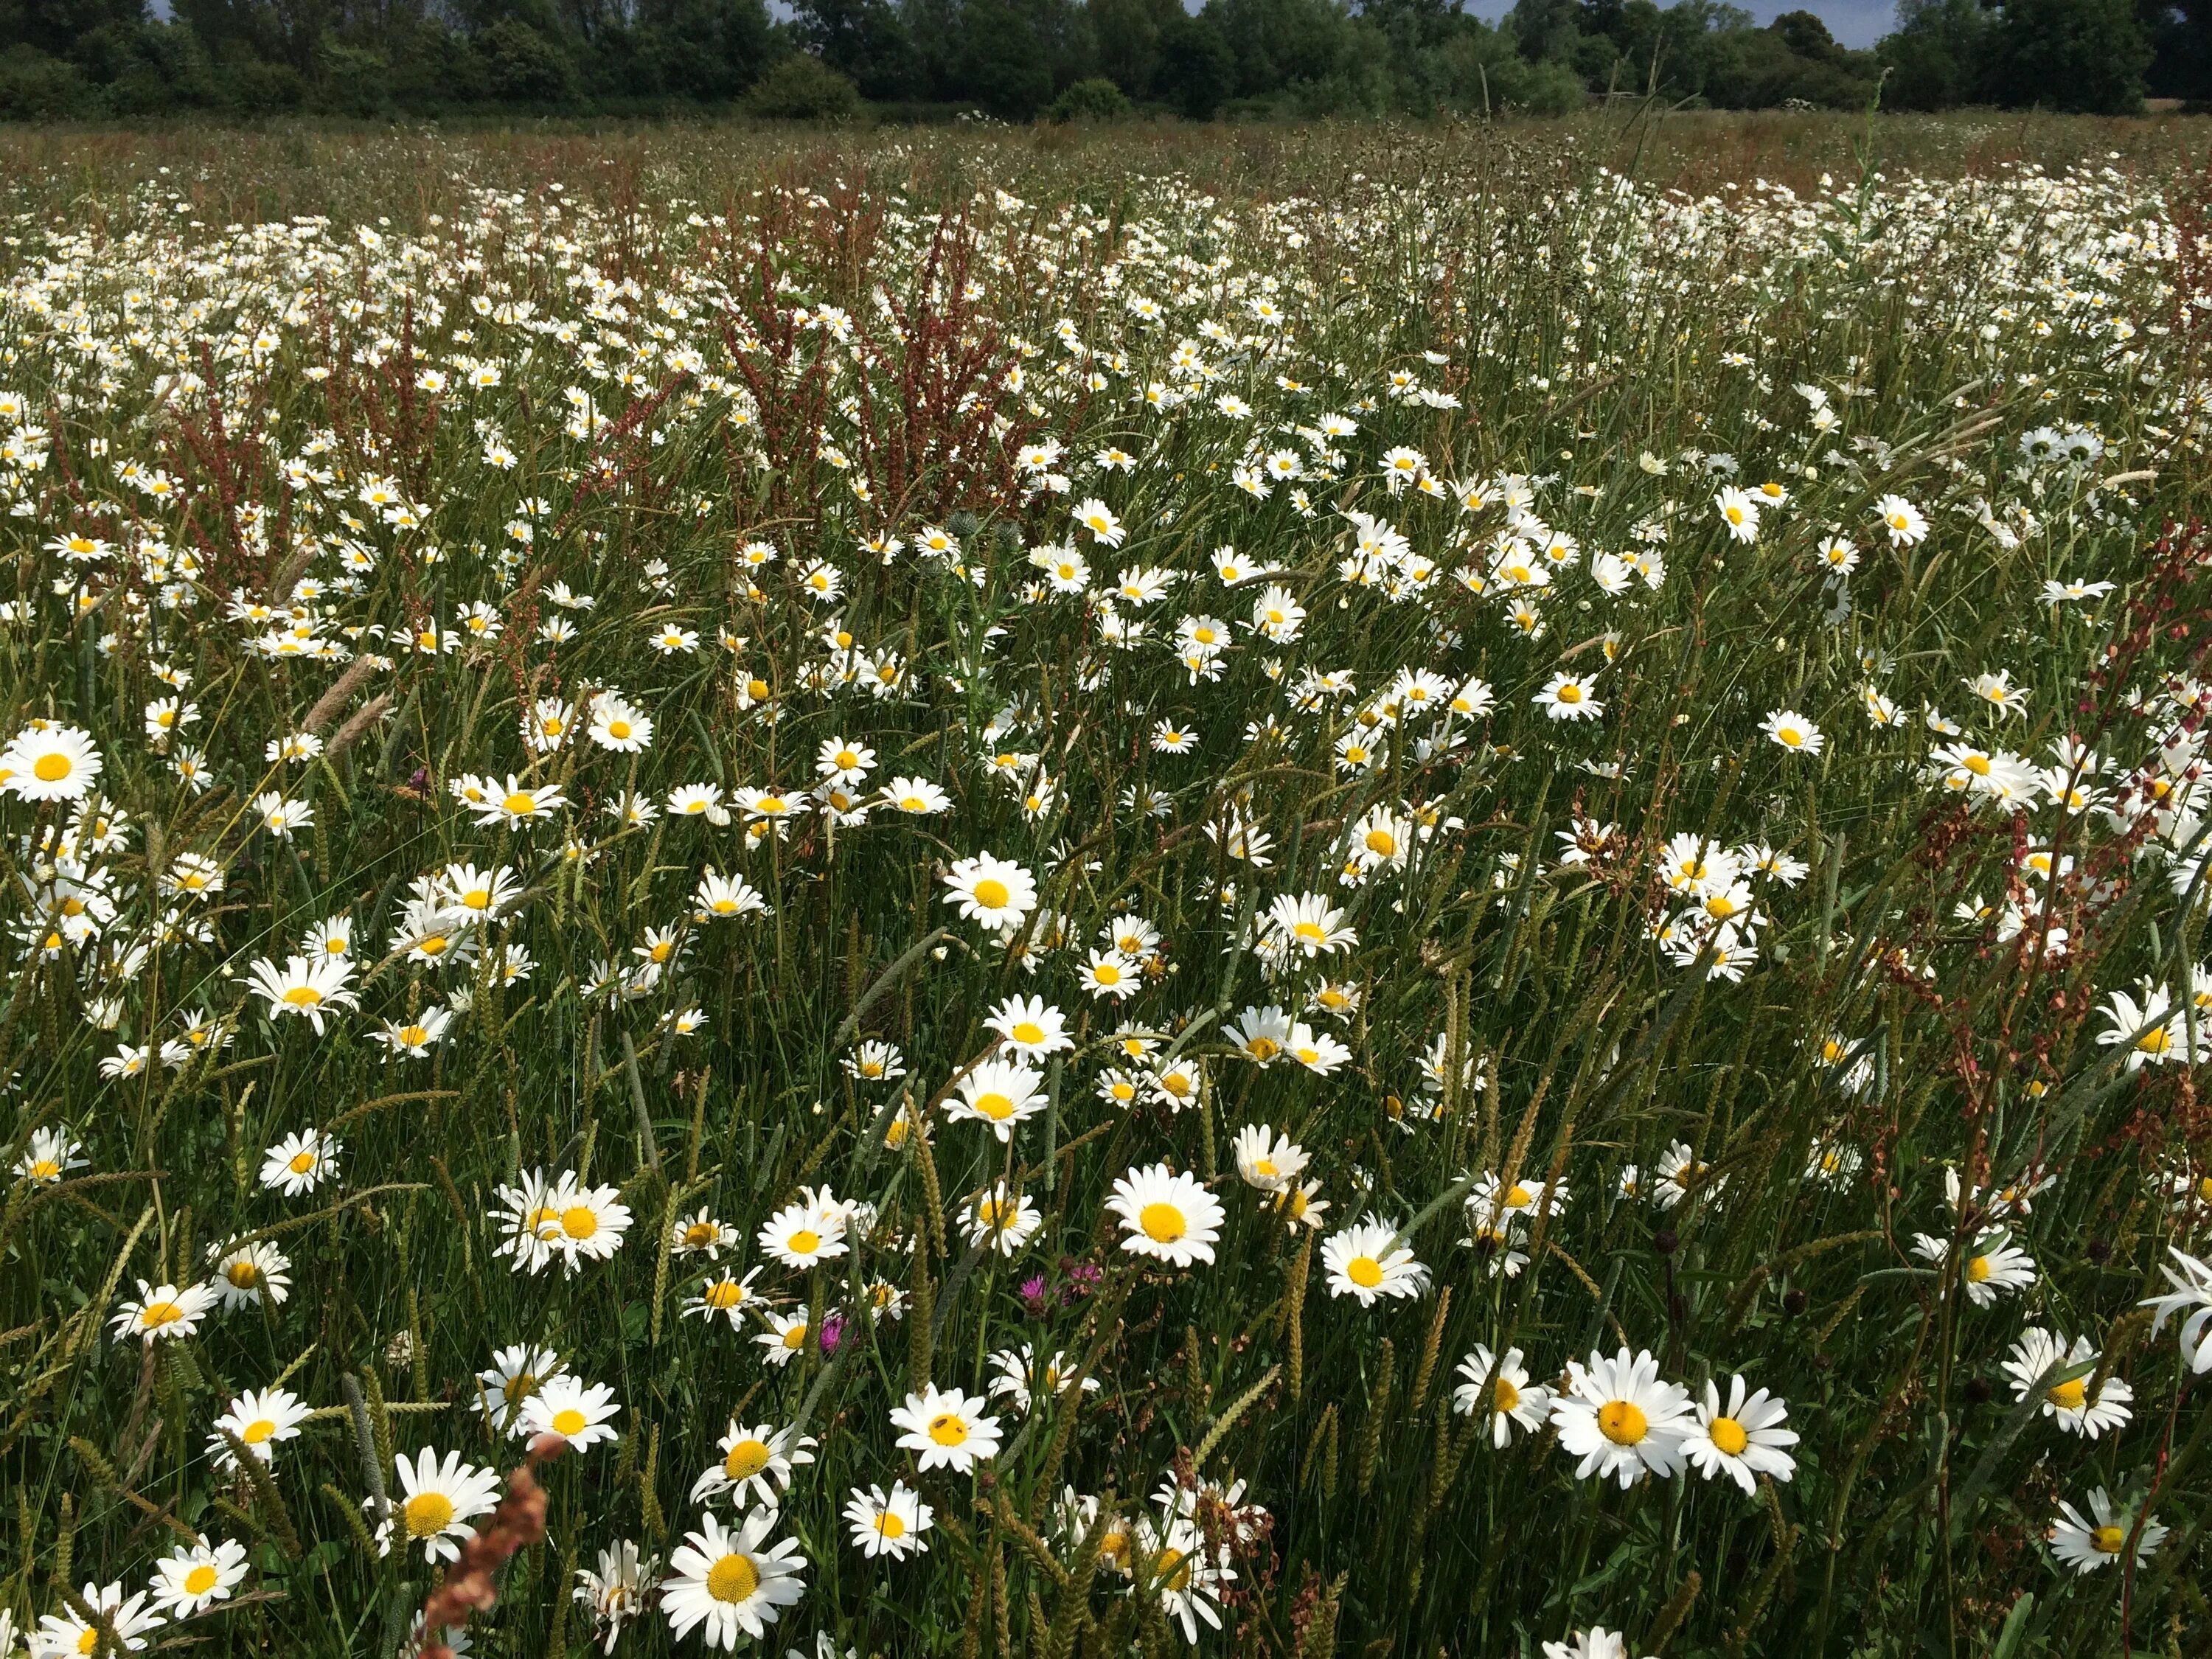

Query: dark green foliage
left=747, top=50, right=861, bottom=116
left=0, top=42, right=88, bottom=114
left=793, top=0, right=919, bottom=100
left=0, top=0, right=2185, bottom=119
left=1047, top=72, right=1130, bottom=119
left=476, top=15, right=577, bottom=105
left=1879, top=0, right=1989, bottom=108
left=1988, top=0, right=2153, bottom=111
left=1154, top=6, right=1232, bottom=118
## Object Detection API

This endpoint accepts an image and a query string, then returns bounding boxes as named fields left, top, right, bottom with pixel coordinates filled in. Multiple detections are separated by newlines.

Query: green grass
left=0, top=113, right=2209, bottom=1659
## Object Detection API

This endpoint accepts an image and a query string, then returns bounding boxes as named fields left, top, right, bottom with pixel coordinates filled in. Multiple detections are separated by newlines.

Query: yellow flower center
left=703, top=1279, right=745, bottom=1310
left=1598, top=1400, right=1649, bottom=1445
left=282, top=986, right=324, bottom=1006
left=1140, top=1202, right=1187, bottom=1243
left=928, top=1412, right=970, bottom=1447
left=226, top=1261, right=262, bottom=1289
left=706, top=1553, right=759, bottom=1603
left=242, top=1419, right=276, bottom=1444
left=2091, top=1524, right=2126, bottom=1555
left=140, top=1300, right=183, bottom=1329
left=720, top=1437, right=772, bottom=1481
left=973, top=878, right=1011, bottom=910
left=1346, top=1256, right=1382, bottom=1289
left=1557, top=684, right=1582, bottom=704
left=874, top=1510, right=906, bottom=1540
left=1965, top=1254, right=1992, bottom=1283
left=29, top=1158, right=60, bottom=1179
left=684, top=1222, right=719, bottom=1248
left=183, top=1562, right=220, bottom=1595
left=547, top=1408, right=588, bottom=1437
left=1365, top=830, right=1397, bottom=856
left=1246, top=1037, right=1280, bottom=1062
left=33, top=753, right=72, bottom=782
left=2048, top=1377, right=2088, bottom=1411
left=974, top=1093, right=1015, bottom=1121
left=561, top=1205, right=599, bottom=1239
left=503, top=791, right=538, bottom=815
left=403, top=1491, right=456, bottom=1538
left=1495, top=1378, right=1521, bottom=1413
left=788, top=1228, right=821, bottom=1255
left=1709, top=1415, right=1750, bottom=1455
left=781, top=1321, right=810, bottom=1350
left=2138, top=1028, right=2171, bottom=1055
left=1155, top=1546, right=1194, bottom=1591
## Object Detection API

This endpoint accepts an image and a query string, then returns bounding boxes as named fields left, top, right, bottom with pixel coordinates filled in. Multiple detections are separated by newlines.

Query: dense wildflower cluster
left=1, top=130, right=2211, bottom=1656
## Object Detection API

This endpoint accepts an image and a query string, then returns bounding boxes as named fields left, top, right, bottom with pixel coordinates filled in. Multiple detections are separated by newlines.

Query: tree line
left=0, top=0, right=2203, bottom=126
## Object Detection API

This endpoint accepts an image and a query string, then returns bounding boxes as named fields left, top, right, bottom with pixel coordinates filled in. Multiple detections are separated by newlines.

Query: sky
left=1459, top=0, right=1899, bottom=48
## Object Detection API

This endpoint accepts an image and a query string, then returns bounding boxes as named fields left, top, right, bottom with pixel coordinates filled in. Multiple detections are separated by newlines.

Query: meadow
left=1, top=109, right=2210, bottom=1659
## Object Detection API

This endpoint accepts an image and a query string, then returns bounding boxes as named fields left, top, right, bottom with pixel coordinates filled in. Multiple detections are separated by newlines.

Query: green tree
left=0, top=0, right=141, bottom=60
left=1510, top=0, right=1581, bottom=60
left=631, top=0, right=775, bottom=100
left=1086, top=0, right=1176, bottom=93
left=1878, top=0, right=1991, bottom=105
left=1989, top=0, right=2150, bottom=110
left=747, top=49, right=860, bottom=112
left=476, top=13, right=577, bottom=100
left=1046, top=70, right=1128, bottom=115
left=1213, top=0, right=1358, bottom=104
left=1154, top=4, right=1231, bottom=114
left=791, top=0, right=917, bottom=100
left=1770, top=7, right=1840, bottom=58
left=954, top=0, right=1062, bottom=115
